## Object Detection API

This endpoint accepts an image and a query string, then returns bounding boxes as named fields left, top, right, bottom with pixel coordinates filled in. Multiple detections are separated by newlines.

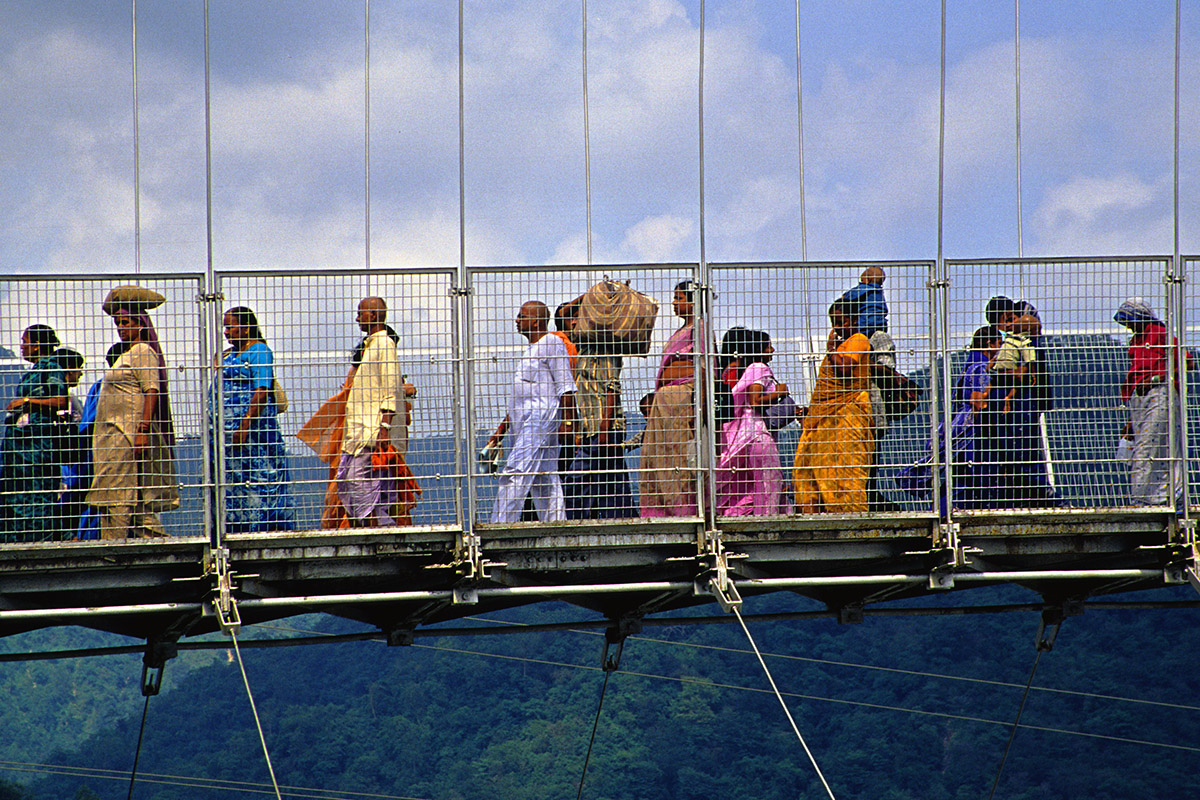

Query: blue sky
left=0, top=0, right=1197, bottom=274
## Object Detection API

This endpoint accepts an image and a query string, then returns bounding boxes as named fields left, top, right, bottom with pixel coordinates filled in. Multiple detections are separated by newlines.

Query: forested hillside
left=2, top=587, right=1198, bottom=800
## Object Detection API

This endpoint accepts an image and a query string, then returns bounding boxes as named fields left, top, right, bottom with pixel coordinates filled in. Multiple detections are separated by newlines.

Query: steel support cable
left=574, top=669, right=612, bottom=800
left=0, top=758, right=434, bottom=800
left=229, top=631, right=283, bottom=800
left=987, top=648, right=1043, bottom=800
left=131, top=0, right=141, bottom=274
left=126, top=693, right=151, bottom=800
left=733, top=608, right=837, bottom=799
left=581, top=0, right=593, bottom=266
left=364, top=0, right=372, bottom=283
left=411, top=643, right=1200, bottom=755
left=1013, top=0, right=1024, bottom=265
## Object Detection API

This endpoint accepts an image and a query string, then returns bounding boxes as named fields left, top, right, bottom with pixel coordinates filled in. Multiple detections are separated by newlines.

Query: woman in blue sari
left=2, top=324, right=67, bottom=541
left=213, top=307, right=294, bottom=533
left=899, top=325, right=1003, bottom=514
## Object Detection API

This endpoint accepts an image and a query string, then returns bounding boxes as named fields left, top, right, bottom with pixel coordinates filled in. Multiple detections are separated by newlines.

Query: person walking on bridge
left=487, top=301, right=577, bottom=523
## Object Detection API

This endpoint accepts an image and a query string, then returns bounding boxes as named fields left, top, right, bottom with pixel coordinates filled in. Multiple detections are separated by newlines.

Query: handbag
left=762, top=393, right=798, bottom=431
left=877, top=366, right=919, bottom=421
left=273, top=379, right=288, bottom=414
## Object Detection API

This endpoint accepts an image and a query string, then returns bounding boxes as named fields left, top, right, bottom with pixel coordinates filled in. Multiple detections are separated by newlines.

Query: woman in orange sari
left=793, top=297, right=875, bottom=513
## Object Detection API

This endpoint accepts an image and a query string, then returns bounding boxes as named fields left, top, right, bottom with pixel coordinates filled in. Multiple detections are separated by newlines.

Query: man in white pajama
left=488, top=301, right=577, bottom=523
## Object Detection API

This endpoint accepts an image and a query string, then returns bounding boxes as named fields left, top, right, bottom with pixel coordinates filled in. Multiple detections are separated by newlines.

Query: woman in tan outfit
left=87, top=288, right=179, bottom=539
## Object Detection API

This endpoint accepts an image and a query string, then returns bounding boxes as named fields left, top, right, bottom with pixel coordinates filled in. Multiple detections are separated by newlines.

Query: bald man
left=337, top=296, right=400, bottom=527
left=486, top=301, right=577, bottom=523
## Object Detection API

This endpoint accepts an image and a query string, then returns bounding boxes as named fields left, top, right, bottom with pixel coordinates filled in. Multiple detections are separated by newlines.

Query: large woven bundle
left=574, top=278, right=659, bottom=355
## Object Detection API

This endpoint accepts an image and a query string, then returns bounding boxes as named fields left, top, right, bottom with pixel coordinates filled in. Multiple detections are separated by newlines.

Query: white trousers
left=1129, top=383, right=1182, bottom=506
left=491, top=390, right=563, bottom=523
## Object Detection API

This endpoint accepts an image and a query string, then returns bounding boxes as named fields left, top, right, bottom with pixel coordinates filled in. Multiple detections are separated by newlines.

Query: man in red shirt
left=1114, top=298, right=1191, bottom=507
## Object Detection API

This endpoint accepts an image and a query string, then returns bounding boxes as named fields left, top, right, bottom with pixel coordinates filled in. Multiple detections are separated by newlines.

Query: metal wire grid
left=213, top=270, right=460, bottom=533
left=465, top=265, right=697, bottom=525
left=0, top=276, right=206, bottom=539
left=943, top=257, right=1172, bottom=511
left=1185, top=257, right=1198, bottom=512
left=709, top=262, right=937, bottom=517
left=1, top=262, right=1196, bottom=544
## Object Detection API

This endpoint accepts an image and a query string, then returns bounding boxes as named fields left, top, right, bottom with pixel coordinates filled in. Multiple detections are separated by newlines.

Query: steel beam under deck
left=0, top=511, right=1193, bottom=643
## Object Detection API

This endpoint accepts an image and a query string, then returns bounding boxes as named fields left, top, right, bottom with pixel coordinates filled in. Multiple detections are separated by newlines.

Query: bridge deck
left=1, top=511, right=1192, bottom=643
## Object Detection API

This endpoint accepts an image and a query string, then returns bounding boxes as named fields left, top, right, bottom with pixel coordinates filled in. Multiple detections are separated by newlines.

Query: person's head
left=985, top=296, right=1017, bottom=328
left=20, top=324, right=59, bottom=363
left=673, top=280, right=695, bottom=320
left=860, top=265, right=886, bottom=286
left=720, top=327, right=774, bottom=377
left=53, top=347, right=84, bottom=387
left=113, top=311, right=148, bottom=344
left=517, top=301, right=550, bottom=341
left=1114, top=297, right=1161, bottom=333
left=830, top=297, right=858, bottom=336
left=554, top=301, right=578, bottom=333
left=971, top=325, right=1002, bottom=354
left=356, top=296, right=388, bottom=333
left=223, top=306, right=263, bottom=346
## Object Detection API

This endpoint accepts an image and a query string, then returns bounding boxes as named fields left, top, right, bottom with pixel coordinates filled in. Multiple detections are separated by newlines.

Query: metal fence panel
left=465, top=265, right=700, bottom=526
left=709, top=261, right=937, bottom=517
left=212, top=269, right=461, bottom=536
left=1, top=275, right=208, bottom=540
left=944, top=257, right=1173, bottom=512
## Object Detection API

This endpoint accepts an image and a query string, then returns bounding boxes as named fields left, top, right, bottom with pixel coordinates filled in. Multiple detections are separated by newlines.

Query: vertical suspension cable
left=936, top=0, right=954, bottom=518
left=1171, top=0, right=1187, bottom=513
left=229, top=632, right=283, bottom=800
left=131, top=0, right=141, bottom=274
left=733, top=608, right=837, bottom=799
left=582, top=0, right=593, bottom=266
left=793, top=0, right=808, bottom=264
left=1014, top=0, right=1024, bottom=283
left=364, top=0, right=372, bottom=284
left=203, top=0, right=215, bottom=287
left=201, top=0, right=223, bottom=548
left=794, top=0, right=818, bottom=391
left=458, top=1, right=466, bottom=273
left=697, top=0, right=719, bottom=525
left=457, top=0, right=476, bottom=536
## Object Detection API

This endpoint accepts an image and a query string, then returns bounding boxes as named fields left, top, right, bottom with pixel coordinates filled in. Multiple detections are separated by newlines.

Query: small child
left=990, top=313, right=1038, bottom=413
left=623, top=391, right=656, bottom=451
left=842, top=266, right=888, bottom=338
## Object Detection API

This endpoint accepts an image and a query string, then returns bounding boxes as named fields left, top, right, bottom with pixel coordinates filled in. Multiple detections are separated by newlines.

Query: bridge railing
left=0, top=257, right=1194, bottom=546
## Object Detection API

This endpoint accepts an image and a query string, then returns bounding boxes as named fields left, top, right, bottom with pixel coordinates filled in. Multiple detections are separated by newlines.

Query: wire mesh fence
left=0, top=260, right=1195, bottom=546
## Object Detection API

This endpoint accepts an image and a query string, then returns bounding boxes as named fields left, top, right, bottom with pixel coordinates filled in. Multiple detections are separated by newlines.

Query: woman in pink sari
left=639, top=281, right=701, bottom=516
left=716, top=328, right=788, bottom=515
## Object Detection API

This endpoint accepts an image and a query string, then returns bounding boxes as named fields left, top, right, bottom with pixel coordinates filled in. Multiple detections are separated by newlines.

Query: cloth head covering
left=1113, top=297, right=1161, bottom=328
left=110, top=306, right=176, bottom=448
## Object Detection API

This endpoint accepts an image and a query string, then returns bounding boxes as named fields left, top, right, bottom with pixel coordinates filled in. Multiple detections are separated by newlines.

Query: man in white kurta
left=337, top=297, right=399, bottom=526
left=488, top=301, right=577, bottom=523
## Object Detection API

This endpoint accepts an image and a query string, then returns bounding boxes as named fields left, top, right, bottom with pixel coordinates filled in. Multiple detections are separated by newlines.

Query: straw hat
left=101, top=285, right=166, bottom=316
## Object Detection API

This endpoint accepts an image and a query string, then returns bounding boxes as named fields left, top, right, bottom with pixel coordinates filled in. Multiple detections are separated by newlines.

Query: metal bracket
left=926, top=278, right=951, bottom=289
left=1035, top=601, right=1082, bottom=652
left=386, top=626, right=415, bottom=646
left=1186, top=567, right=1200, bottom=596
left=196, top=291, right=225, bottom=304
left=452, top=585, right=479, bottom=605
left=140, top=638, right=178, bottom=697
left=837, top=603, right=864, bottom=625
left=448, top=286, right=473, bottom=297
left=935, top=521, right=960, bottom=553
left=929, top=564, right=955, bottom=590
left=601, top=616, right=643, bottom=673
left=694, top=545, right=743, bottom=613
left=206, top=546, right=241, bottom=634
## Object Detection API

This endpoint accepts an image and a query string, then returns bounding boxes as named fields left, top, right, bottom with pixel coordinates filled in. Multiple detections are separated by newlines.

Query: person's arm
left=134, top=386, right=158, bottom=456
left=746, top=381, right=788, bottom=409
left=558, top=391, right=577, bottom=443
left=233, top=388, right=270, bottom=447
left=375, top=340, right=400, bottom=451
left=488, top=415, right=511, bottom=449
left=6, top=395, right=67, bottom=413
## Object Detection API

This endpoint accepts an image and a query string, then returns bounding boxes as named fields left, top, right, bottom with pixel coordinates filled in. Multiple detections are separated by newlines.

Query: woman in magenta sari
left=639, top=281, right=701, bottom=516
left=715, top=327, right=787, bottom=516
